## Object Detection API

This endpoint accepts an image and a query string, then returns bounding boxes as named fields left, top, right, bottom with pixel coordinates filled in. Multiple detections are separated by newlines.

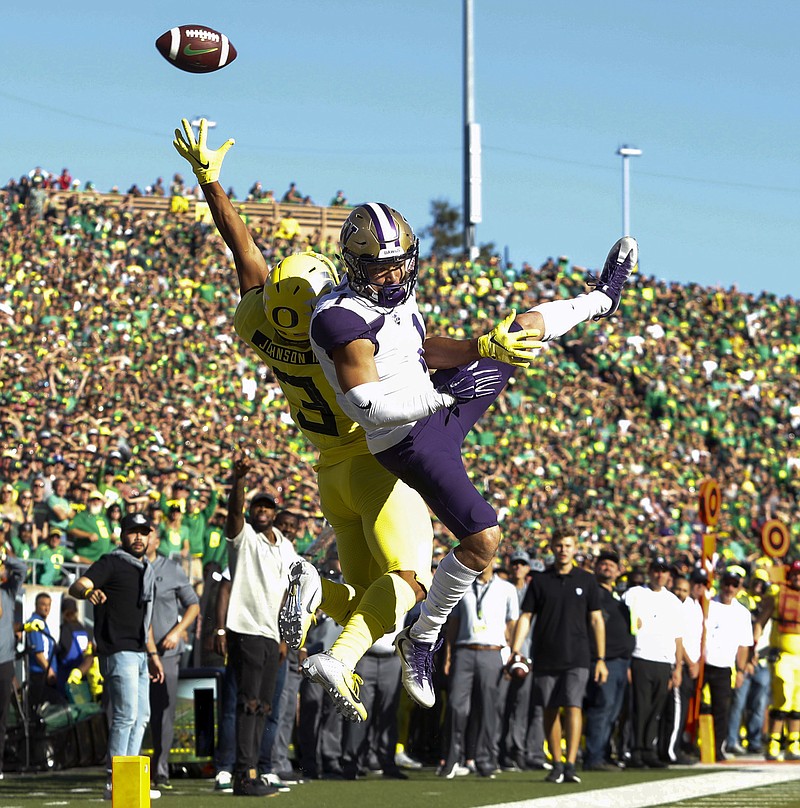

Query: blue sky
left=4, top=1, right=798, bottom=297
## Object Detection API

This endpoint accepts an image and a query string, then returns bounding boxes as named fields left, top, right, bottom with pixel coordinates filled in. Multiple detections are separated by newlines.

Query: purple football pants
left=375, top=357, right=515, bottom=540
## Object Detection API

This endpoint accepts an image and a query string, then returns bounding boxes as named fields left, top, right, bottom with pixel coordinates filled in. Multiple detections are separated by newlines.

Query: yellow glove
left=67, top=668, right=83, bottom=685
left=477, top=310, right=543, bottom=368
left=172, top=117, right=235, bottom=185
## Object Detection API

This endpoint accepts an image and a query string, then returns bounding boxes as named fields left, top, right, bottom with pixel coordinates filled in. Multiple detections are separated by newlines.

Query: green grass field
left=1, top=765, right=787, bottom=808
left=0, top=766, right=697, bottom=806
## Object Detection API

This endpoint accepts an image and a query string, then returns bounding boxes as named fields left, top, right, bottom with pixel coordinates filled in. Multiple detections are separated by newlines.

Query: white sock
left=529, top=291, right=611, bottom=341
left=411, top=550, right=479, bottom=644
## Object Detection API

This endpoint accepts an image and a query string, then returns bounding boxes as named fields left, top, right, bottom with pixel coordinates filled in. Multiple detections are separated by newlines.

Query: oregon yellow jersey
left=234, top=288, right=368, bottom=466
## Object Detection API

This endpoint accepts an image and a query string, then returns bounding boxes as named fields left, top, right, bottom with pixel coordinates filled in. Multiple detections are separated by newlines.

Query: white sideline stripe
left=492, top=764, right=800, bottom=808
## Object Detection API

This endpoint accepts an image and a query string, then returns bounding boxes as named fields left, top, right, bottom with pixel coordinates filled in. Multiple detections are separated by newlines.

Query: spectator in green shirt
left=158, top=506, right=190, bottom=559
left=184, top=487, right=218, bottom=585
left=33, top=528, right=80, bottom=586
left=11, top=522, right=37, bottom=563
left=67, top=490, right=114, bottom=561
left=201, top=509, right=228, bottom=570
left=46, top=477, right=76, bottom=534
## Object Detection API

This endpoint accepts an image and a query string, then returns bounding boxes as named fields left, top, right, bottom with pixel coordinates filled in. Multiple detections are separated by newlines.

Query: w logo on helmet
left=340, top=220, right=359, bottom=245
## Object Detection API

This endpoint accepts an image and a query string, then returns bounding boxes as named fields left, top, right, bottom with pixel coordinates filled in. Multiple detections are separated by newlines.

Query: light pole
left=616, top=146, right=641, bottom=236
left=463, top=0, right=481, bottom=261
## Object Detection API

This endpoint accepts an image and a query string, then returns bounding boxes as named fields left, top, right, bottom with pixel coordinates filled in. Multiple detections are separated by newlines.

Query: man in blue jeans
left=582, top=549, right=635, bottom=770
left=70, top=512, right=164, bottom=801
left=726, top=568, right=772, bottom=755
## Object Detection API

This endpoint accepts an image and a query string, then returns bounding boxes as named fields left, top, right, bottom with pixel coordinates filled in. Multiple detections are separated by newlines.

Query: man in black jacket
left=70, top=512, right=164, bottom=800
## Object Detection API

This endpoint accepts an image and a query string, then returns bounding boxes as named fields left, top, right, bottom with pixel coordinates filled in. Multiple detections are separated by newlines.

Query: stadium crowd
left=0, top=184, right=799, bottom=790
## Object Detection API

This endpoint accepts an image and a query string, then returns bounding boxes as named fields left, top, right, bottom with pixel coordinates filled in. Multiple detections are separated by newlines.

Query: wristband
left=83, top=586, right=94, bottom=598
left=148, top=651, right=158, bottom=657
left=736, top=667, right=745, bottom=673
left=216, top=628, right=227, bottom=636
left=597, top=657, right=606, bottom=662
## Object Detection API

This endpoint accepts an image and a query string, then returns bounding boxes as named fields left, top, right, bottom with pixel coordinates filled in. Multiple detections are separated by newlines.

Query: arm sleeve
left=345, top=381, right=455, bottom=430
left=226, top=523, right=247, bottom=550
left=83, top=555, right=112, bottom=589
left=586, top=575, right=601, bottom=612
left=520, top=577, right=536, bottom=614
left=29, top=629, right=44, bottom=654
left=311, top=304, right=380, bottom=355
left=175, top=567, right=200, bottom=608
left=506, top=589, right=520, bottom=621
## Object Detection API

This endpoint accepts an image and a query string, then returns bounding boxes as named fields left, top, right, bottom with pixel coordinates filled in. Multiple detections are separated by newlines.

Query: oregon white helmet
left=339, top=202, right=419, bottom=307
left=263, top=250, right=340, bottom=343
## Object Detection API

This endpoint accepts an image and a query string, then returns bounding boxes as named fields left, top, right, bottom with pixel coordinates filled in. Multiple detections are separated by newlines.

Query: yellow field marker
left=113, top=755, right=151, bottom=807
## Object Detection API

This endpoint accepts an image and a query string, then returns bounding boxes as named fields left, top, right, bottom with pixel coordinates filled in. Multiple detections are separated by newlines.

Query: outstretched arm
left=225, top=454, right=251, bottom=539
left=173, top=117, right=267, bottom=295
left=425, top=310, right=542, bottom=370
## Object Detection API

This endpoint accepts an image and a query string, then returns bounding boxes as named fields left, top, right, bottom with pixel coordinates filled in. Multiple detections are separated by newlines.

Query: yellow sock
left=319, top=577, right=365, bottom=626
left=330, top=573, right=417, bottom=670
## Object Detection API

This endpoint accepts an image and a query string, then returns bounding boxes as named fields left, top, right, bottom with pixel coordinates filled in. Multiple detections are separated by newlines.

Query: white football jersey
left=310, top=282, right=434, bottom=453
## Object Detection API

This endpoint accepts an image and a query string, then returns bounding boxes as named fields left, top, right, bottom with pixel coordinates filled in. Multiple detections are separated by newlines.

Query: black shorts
left=533, top=667, right=590, bottom=708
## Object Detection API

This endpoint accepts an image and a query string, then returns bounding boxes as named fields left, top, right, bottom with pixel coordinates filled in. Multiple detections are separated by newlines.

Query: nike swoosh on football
left=184, top=45, right=219, bottom=56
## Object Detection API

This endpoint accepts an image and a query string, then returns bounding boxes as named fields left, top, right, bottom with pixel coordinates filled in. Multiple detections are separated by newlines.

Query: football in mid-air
left=155, top=25, right=237, bottom=74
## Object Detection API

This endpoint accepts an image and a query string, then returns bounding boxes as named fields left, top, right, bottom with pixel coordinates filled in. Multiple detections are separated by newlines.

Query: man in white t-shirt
left=623, top=556, right=684, bottom=768
left=702, top=565, right=754, bottom=760
left=214, top=455, right=302, bottom=797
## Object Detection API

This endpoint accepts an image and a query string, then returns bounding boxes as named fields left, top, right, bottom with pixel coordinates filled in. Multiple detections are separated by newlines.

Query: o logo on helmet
left=272, top=306, right=299, bottom=331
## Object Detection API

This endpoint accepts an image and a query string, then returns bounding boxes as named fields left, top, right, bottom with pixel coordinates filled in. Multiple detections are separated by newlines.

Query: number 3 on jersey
left=272, top=368, right=339, bottom=437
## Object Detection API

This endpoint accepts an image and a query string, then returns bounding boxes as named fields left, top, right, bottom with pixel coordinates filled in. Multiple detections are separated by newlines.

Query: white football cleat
left=394, top=626, right=442, bottom=709
left=280, top=560, right=322, bottom=649
left=301, top=652, right=367, bottom=722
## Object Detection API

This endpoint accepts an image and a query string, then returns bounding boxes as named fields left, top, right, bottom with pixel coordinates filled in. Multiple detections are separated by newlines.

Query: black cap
left=689, top=567, right=709, bottom=585
left=250, top=492, right=276, bottom=509
left=121, top=512, right=151, bottom=534
left=597, top=549, right=621, bottom=565
left=650, top=555, right=670, bottom=571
